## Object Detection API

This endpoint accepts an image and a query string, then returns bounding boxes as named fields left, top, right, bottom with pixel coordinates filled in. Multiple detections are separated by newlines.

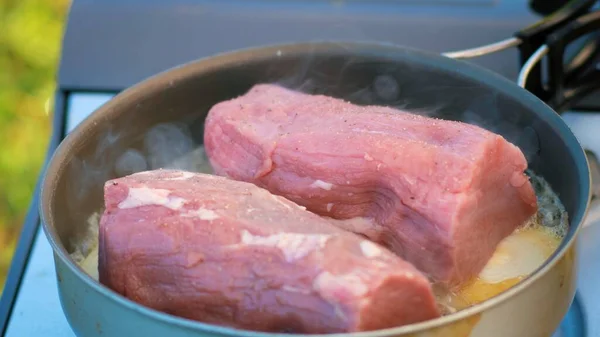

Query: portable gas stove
left=1, top=1, right=600, bottom=336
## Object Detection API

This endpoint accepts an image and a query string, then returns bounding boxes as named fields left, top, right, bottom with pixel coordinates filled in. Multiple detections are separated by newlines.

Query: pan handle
left=586, top=150, right=600, bottom=201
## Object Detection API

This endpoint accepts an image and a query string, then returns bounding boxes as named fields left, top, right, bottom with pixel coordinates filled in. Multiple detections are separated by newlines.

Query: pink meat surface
left=204, top=84, right=538, bottom=287
left=99, top=169, right=440, bottom=333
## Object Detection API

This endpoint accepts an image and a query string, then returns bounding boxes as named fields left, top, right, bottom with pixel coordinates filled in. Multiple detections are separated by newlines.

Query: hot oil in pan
left=69, top=121, right=568, bottom=323
left=437, top=173, right=568, bottom=314
left=74, top=153, right=569, bottom=317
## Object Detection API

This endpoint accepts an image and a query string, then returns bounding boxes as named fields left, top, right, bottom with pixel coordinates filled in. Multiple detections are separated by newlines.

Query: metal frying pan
left=40, top=40, right=590, bottom=337
left=40, top=2, right=599, bottom=336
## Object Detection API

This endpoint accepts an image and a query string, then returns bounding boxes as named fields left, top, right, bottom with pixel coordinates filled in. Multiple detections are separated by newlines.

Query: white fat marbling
left=163, top=171, right=196, bottom=180
left=183, top=208, right=219, bottom=220
left=281, top=285, right=311, bottom=294
left=313, top=270, right=369, bottom=299
left=364, top=153, right=373, bottom=161
left=240, top=230, right=330, bottom=262
left=351, top=128, right=388, bottom=135
left=310, top=180, right=333, bottom=190
left=326, top=203, right=334, bottom=212
left=130, top=171, right=153, bottom=177
left=270, top=194, right=293, bottom=210
left=360, top=241, right=383, bottom=258
left=118, top=187, right=187, bottom=210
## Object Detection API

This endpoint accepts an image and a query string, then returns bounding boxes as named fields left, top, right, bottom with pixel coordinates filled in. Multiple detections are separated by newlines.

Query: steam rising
left=269, top=45, right=540, bottom=164
left=144, top=123, right=195, bottom=170
left=61, top=45, right=574, bottom=326
left=373, top=75, right=401, bottom=102
left=461, top=93, right=540, bottom=162
left=115, top=149, right=148, bottom=177
left=114, top=124, right=213, bottom=176
left=69, top=44, right=553, bottom=263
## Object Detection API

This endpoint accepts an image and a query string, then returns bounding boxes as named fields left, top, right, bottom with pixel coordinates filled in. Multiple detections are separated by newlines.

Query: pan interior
left=43, top=42, right=588, bottom=332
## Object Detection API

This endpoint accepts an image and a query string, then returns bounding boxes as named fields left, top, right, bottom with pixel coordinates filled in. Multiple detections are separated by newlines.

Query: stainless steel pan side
left=41, top=41, right=591, bottom=337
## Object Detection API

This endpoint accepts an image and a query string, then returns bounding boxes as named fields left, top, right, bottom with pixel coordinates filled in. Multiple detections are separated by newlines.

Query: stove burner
left=530, top=0, right=573, bottom=16
left=445, top=0, right=600, bottom=113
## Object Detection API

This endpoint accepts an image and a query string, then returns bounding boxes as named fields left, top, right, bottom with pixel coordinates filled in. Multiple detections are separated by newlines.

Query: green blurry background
left=0, top=0, right=70, bottom=292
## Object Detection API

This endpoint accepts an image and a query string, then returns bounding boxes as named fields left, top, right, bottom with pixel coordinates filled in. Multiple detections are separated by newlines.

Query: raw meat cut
left=99, top=169, right=440, bottom=333
left=204, top=84, right=538, bottom=287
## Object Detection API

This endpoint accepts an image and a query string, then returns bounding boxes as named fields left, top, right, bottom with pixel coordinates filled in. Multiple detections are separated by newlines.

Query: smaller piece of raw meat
left=99, top=170, right=440, bottom=334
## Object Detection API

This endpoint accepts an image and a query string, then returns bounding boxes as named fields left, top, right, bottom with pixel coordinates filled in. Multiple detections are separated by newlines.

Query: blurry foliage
left=0, top=0, right=70, bottom=291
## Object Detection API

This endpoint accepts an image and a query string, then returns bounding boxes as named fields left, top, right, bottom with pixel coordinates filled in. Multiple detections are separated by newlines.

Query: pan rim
left=40, top=40, right=591, bottom=336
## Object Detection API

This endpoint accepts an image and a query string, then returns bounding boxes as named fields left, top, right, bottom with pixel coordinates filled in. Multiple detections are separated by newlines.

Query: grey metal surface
left=59, top=0, right=541, bottom=91
left=4, top=93, right=600, bottom=337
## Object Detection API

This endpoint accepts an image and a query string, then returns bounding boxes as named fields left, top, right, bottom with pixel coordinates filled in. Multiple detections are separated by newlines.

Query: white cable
left=443, top=37, right=522, bottom=59
left=517, top=45, right=550, bottom=88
